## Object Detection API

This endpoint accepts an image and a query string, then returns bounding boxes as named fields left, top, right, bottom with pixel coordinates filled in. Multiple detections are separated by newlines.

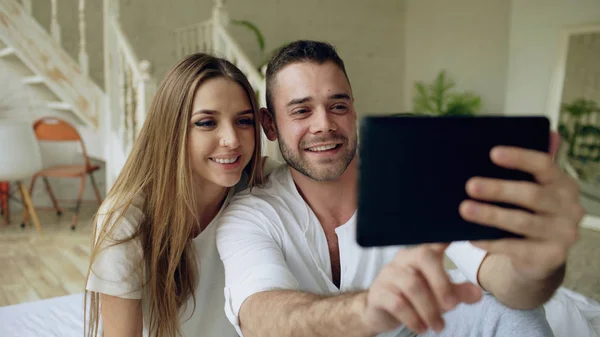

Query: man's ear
left=260, top=107, right=278, bottom=141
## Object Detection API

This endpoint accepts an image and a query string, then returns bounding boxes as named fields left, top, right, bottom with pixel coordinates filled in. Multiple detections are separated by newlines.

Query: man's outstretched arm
left=217, top=202, right=482, bottom=336
left=239, top=290, right=375, bottom=337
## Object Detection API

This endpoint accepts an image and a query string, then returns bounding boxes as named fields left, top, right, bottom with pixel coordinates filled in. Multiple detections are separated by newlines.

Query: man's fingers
left=375, top=285, right=427, bottom=335
left=415, top=248, right=459, bottom=311
left=490, top=146, right=561, bottom=184
left=453, top=282, right=483, bottom=304
left=398, top=267, right=445, bottom=332
left=465, top=178, right=558, bottom=214
left=460, top=200, right=546, bottom=239
left=460, top=200, right=581, bottom=245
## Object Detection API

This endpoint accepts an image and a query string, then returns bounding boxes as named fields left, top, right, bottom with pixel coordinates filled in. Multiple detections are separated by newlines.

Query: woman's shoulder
left=95, top=192, right=146, bottom=238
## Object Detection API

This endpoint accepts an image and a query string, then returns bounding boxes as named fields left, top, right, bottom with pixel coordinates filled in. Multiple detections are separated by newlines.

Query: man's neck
left=290, top=157, right=358, bottom=230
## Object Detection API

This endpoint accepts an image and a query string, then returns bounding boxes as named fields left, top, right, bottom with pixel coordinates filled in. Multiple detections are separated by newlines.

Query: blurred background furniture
left=0, top=120, right=43, bottom=232
left=27, top=117, right=103, bottom=230
left=0, top=181, right=9, bottom=225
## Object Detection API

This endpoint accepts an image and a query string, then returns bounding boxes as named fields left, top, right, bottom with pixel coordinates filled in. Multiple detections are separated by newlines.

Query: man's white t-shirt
left=216, top=165, right=488, bottom=337
left=88, top=189, right=249, bottom=337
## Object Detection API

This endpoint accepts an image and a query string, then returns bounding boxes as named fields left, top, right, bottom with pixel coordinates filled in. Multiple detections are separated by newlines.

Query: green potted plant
left=412, top=70, right=482, bottom=116
left=231, top=20, right=287, bottom=73
left=558, top=98, right=599, bottom=158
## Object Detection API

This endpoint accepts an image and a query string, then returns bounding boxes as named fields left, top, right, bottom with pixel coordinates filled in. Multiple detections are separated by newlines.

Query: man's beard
left=277, top=130, right=357, bottom=182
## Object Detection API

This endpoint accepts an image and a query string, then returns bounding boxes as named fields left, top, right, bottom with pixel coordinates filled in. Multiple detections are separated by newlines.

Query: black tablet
left=356, top=115, right=550, bottom=247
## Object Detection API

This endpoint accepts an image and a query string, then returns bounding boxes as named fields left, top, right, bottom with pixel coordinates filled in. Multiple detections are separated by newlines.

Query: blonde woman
left=84, top=53, right=279, bottom=337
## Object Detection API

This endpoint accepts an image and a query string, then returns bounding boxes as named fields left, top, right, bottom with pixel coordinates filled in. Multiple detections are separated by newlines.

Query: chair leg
left=6, top=183, right=11, bottom=225
left=0, top=182, right=8, bottom=226
left=21, top=191, right=28, bottom=228
left=42, top=177, right=63, bottom=216
left=89, top=173, right=103, bottom=205
left=71, top=175, right=86, bottom=230
left=23, top=176, right=38, bottom=225
left=17, top=181, right=42, bottom=233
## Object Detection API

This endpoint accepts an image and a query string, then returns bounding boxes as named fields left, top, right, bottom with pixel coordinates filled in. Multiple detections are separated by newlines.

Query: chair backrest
left=0, top=120, right=43, bottom=181
left=32, top=117, right=92, bottom=168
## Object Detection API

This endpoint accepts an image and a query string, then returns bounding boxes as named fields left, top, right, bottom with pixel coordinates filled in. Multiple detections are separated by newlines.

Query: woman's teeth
left=212, top=156, right=239, bottom=164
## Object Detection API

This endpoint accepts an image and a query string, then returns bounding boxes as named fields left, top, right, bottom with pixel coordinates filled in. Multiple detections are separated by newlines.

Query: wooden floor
left=0, top=206, right=95, bottom=307
left=1, top=205, right=599, bottom=307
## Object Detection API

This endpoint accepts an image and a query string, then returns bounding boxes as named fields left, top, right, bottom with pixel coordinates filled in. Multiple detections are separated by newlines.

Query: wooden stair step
left=46, top=101, right=72, bottom=111
left=22, top=75, right=44, bottom=84
left=0, top=47, right=15, bottom=58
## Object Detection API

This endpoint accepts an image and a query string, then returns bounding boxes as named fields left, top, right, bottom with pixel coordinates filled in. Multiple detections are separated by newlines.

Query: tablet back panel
left=356, top=115, right=550, bottom=247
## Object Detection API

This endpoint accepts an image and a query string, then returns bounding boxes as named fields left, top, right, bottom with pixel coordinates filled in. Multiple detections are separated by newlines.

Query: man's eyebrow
left=287, top=96, right=312, bottom=107
left=329, top=93, right=351, bottom=100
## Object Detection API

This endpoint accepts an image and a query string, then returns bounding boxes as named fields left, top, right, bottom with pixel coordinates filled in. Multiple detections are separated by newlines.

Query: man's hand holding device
left=355, top=116, right=584, bottom=335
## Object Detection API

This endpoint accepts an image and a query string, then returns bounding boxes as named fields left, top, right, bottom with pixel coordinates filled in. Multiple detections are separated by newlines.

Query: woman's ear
left=260, top=107, right=277, bottom=141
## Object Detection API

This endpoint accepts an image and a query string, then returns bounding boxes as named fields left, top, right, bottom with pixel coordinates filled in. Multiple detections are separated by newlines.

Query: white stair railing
left=103, top=0, right=156, bottom=188
left=78, top=0, right=89, bottom=77
left=174, top=20, right=213, bottom=61
left=21, top=0, right=30, bottom=14
left=14, top=0, right=90, bottom=79
left=50, top=0, right=60, bottom=44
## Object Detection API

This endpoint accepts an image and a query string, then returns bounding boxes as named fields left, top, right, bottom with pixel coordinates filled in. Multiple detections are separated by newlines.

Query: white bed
left=0, top=282, right=599, bottom=337
left=0, top=293, right=85, bottom=337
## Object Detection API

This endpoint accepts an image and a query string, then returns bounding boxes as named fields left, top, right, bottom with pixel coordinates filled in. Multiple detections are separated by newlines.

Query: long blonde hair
left=84, top=53, right=264, bottom=337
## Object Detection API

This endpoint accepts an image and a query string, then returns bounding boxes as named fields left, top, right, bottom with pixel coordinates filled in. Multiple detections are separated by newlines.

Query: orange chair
left=28, top=117, right=103, bottom=230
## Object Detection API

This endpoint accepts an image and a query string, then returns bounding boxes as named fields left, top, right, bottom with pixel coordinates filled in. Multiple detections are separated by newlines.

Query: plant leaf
left=413, top=81, right=434, bottom=113
left=231, top=20, right=265, bottom=51
left=561, top=98, right=598, bottom=118
left=431, top=70, right=455, bottom=114
left=558, top=123, right=571, bottom=141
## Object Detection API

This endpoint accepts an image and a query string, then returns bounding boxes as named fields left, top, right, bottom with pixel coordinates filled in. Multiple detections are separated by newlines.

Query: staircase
left=0, top=0, right=105, bottom=158
left=0, top=0, right=155, bottom=193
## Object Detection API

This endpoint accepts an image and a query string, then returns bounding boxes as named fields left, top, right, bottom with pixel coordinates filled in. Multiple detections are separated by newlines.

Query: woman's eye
left=238, top=118, right=254, bottom=126
left=194, top=120, right=216, bottom=128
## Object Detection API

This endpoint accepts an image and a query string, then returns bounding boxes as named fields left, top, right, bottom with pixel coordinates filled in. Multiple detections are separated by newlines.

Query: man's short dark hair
left=265, top=40, right=350, bottom=117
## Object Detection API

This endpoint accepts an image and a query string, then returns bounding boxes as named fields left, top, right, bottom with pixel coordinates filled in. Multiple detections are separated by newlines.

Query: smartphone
left=356, top=115, right=550, bottom=247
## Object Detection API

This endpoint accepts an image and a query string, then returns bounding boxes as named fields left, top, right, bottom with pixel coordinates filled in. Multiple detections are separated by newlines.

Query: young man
left=216, top=40, right=584, bottom=336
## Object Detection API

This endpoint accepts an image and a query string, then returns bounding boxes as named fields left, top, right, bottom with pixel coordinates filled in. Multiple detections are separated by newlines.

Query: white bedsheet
left=446, top=269, right=600, bottom=337
left=546, top=287, right=600, bottom=337
left=0, top=293, right=85, bottom=337
left=0, top=282, right=599, bottom=337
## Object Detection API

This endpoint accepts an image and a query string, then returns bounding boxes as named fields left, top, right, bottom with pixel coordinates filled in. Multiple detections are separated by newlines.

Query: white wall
left=120, top=0, right=405, bottom=116
left=504, top=0, right=600, bottom=118
left=562, top=33, right=600, bottom=105
left=403, top=0, right=511, bottom=114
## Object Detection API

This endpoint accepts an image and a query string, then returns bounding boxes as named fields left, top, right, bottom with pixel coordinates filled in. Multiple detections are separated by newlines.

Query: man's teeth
left=213, top=156, right=238, bottom=164
left=308, top=144, right=337, bottom=152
